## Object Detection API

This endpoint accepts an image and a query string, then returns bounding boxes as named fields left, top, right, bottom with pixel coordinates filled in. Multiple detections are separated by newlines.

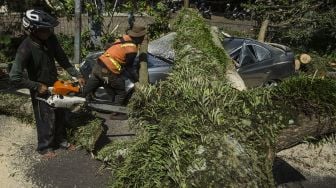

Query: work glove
left=38, top=83, right=48, bottom=94
left=77, top=75, right=86, bottom=86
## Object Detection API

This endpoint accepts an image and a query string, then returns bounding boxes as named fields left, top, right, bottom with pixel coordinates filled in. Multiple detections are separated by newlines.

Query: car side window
left=247, top=45, right=256, bottom=58
left=240, top=45, right=257, bottom=67
left=252, top=45, right=271, bottom=61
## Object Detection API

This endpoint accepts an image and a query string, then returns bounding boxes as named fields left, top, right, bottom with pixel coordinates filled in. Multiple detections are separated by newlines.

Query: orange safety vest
left=98, top=35, right=138, bottom=74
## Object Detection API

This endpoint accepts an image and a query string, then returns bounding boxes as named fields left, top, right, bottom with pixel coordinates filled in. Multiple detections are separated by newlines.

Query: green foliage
left=95, top=9, right=336, bottom=187
left=245, top=0, right=336, bottom=54
left=0, top=35, right=11, bottom=45
left=172, top=9, right=230, bottom=70
left=147, top=2, right=171, bottom=39
left=109, top=9, right=277, bottom=187
left=271, top=75, right=336, bottom=117
left=50, top=0, right=170, bottom=40
left=96, top=139, right=135, bottom=166
left=57, top=33, right=74, bottom=58
left=56, top=30, right=108, bottom=60
left=67, top=111, right=104, bottom=151
left=0, top=35, right=25, bottom=64
left=298, top=53, right=330, bottom=75
left=0, top=92, right=34, bottom=124
left=42, top=0, right=75, bottom=17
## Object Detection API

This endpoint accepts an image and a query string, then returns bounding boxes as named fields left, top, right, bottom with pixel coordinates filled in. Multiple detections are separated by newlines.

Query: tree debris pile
left=66, top=111, right=104, bottom=151
left=103, top=9, right=269, bottom=187
left=92, top=9, right=336, bottom=187
left=272, top=75, right=336, bottom=118
left=0, top=92, right=34, bottom=123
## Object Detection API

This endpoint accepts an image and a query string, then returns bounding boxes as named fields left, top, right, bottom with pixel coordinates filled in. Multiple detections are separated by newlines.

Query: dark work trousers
left=30, top=91, right=68, bottom=154
left=82, top=61, right=126, bottom=105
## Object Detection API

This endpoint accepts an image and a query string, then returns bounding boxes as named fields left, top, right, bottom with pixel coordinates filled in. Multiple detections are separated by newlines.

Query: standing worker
left=9, top=9, right=85, bottom=159
left=82, top=25, right=148, bottom=120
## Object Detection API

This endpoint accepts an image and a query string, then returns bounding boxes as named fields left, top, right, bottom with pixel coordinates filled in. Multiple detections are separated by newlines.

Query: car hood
left=148, top=32, right=177, bottom=61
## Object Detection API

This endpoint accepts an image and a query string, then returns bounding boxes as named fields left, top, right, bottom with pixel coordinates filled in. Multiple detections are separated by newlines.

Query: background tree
left=246, top=0, right=336, bottom=54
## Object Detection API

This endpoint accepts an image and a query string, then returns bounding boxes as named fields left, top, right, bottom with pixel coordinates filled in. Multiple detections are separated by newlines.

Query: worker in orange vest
left=82, top=25, right=147, bottom=119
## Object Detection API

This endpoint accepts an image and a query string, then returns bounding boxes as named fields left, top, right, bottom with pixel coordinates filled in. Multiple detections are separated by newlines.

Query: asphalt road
left=28, top=113, right=132, bottom=188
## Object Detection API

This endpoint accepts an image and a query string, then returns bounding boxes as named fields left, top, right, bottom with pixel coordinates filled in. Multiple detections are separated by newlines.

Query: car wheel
left=263, top=80, right=279, bottom=87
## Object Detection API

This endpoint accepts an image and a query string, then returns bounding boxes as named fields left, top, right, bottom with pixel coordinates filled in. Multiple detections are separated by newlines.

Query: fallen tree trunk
left=276, top=114, right=336, bottom=152
left=138, top=35, right=149, bottom=86
left=210, top=26, right=247, bottom=91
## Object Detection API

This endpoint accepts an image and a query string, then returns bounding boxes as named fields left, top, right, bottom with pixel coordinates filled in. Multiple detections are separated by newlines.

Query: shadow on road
left=273, top=157, right=336, bottom=188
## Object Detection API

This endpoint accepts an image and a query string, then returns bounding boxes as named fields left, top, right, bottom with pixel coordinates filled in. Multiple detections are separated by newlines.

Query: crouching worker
left=82, top=25, right=147, bottom=120
left=9, top=9, right=85, bottom=159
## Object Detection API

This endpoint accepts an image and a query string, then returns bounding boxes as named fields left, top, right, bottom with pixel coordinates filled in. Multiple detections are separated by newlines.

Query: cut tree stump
left=299, top=54, right=312, bottom=64
left=294, top=59, right=301, bottom=70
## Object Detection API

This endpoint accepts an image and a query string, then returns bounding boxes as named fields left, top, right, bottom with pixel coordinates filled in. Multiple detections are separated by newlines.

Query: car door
left=237, top=42, right=272, bottom=87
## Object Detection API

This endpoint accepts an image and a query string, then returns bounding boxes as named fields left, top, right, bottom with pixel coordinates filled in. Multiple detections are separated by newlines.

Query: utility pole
left=74, top=0, right=81, bottom=64
left=184, top=0, right=189, bottom=8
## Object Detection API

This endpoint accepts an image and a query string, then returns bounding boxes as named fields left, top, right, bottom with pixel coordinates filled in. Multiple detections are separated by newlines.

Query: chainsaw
left=35, top=80, right=127, bottom=114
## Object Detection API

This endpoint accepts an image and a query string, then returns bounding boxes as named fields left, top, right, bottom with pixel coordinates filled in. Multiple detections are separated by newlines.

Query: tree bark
left=275, top=114, right=336, bottom=152
left=258, top=19, right=270, bottom=42
left=294, top=59, right=301, bottom=70
left=184, top=0, right=190, bottom=8
left=137, top=35, right=149, bottom=87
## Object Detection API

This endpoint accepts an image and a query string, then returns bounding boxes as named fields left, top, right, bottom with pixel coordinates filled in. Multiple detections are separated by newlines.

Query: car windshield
left=222, top=38, right=245, bottom=53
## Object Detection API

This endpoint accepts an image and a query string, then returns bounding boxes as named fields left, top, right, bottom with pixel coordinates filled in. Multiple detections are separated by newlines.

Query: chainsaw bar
left=87, top=102, right=128, bottom=114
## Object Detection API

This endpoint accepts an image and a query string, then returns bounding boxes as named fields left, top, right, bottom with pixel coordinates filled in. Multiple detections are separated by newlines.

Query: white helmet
left=22, top=9, right=59, bottom=32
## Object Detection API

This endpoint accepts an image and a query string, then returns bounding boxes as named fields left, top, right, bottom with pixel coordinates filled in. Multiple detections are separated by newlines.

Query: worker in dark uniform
left=82, top=25, right=147, bottom=120
left=9, top=9, right=85, bottom=159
